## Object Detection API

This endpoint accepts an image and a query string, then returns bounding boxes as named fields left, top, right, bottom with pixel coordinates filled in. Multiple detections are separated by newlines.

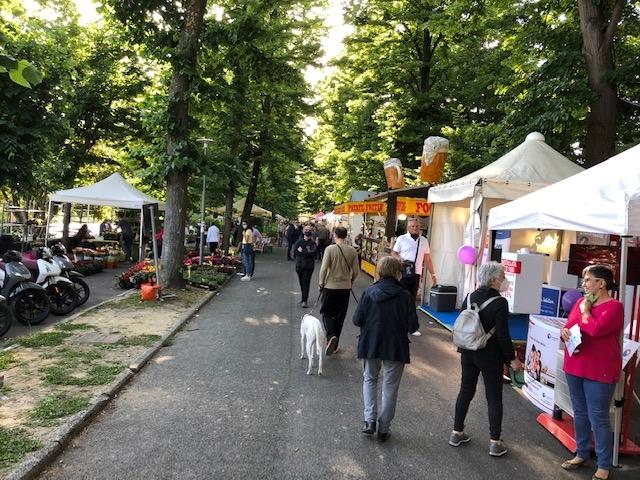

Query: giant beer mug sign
left=420, top=136, right=449, bottom=183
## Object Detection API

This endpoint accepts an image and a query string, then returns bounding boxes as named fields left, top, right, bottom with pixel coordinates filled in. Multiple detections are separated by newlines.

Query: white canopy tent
left=488, top=143, right=640, bottom=465
left=212, top=197, right=273, bottom=219
left=426, top=132, right=583, bottom=305
left=46, top=173, right=164, bottom=262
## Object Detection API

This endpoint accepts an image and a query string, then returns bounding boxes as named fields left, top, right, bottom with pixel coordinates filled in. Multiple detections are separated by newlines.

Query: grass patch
left=54, top=323, right=95, bottom=332
left=162, top=336, right=174, bottom=347
left=120, top=334, right=161, bottom=347
left=15, top=332, right=71, bottom=348
left=0, top=426, right=42, bottom=470
left=42, top=364, right=123, bottom=386
left=0, top=351, right=17, bottom=370
left=95, top=343, right=119, bottom=350
left=28, top=393, right=90, bottom=426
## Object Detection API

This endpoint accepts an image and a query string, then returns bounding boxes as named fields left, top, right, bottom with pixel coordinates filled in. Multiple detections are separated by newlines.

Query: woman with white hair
left=449, top=261, right=522, bottom=457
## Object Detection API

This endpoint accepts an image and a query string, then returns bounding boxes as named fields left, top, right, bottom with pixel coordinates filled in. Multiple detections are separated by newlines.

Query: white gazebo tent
left=46, top=173, right=164, bottom=263
left=426, top=132, right=584, bottom=305
left=213, top=197, right=273, bottom=219
left=488, top=143, right=640, bottom=465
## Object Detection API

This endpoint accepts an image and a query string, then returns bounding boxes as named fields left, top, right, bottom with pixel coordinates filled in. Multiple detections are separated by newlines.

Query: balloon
left=457, top=245, right=477, bottom=265
left=561, top=289, right=583, bottom=313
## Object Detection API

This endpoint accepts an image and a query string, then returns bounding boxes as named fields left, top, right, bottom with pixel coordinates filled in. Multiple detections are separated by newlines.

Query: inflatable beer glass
left=384, top=157, right=405, bottom=189
left=420, top=136, right=449, bottom=183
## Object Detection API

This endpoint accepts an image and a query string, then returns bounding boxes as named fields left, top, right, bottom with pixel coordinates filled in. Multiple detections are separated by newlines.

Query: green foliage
left=28, top=393, right=90, bottom=426
left=119, top=334, right=161, bottom=347
left=0, top=351, right=17, bottom=369
left=42, top=364, right=123, bottom=386
left=14, top=332, right=71, bottom=348
left=0, top=427, right=42, bottom=470
left=53, top=323, right=96, bottom=332
left=184, top=267, right=228, bottom=290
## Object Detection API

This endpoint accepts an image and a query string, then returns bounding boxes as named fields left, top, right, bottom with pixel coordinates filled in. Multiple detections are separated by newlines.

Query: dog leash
left=308, top=290, right=323, bottom=316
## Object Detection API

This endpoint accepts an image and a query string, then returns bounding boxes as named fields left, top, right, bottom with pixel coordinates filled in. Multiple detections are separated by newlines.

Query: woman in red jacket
left=560, top=265, right=624, bottom=480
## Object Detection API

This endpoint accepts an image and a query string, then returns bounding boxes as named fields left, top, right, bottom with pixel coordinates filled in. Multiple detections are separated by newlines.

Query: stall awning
left=396, top=196, right=430, bottom=216
left=334, top=201, right=386, bottom=215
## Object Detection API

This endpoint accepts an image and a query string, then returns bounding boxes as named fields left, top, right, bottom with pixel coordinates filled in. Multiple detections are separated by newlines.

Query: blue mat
left=419, top=304, right=529, bottom=343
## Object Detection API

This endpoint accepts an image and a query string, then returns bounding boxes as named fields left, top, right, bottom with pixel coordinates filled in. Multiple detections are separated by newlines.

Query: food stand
left=359, top=185, right=431, bottom=277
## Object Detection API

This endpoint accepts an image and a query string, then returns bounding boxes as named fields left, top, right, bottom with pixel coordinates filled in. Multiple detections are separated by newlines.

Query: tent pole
left=149, top=204, right=160, bottom=290
left=199, top=175, right=206, bottom=265
left=138, top=208, right=144, bottom=262
left=612, top=235, right=630, bottom=467
left=44, top=199, right=52, bottom=246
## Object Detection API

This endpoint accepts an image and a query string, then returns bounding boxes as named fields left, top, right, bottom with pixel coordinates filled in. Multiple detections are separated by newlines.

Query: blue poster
left=540, top=286, right=561, bottom=317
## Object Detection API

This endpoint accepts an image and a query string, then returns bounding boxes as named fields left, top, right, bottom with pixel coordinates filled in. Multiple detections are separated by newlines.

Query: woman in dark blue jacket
left=293, top=226, right=317, bottom=308
left=353, top=256, right=419, bottom=442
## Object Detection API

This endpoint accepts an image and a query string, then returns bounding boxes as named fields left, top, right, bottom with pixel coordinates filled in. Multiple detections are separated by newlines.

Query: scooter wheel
left=0, top=300, right=13, bottom=336
left=73, top=278, right=90, bottom=306
left=11, top=289, right=50, bottom=325
left=47, top=283, right=79, bottom=316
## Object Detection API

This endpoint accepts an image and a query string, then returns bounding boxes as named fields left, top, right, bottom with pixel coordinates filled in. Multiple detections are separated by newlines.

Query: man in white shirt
left=207, top=222, right=220, bottom=254
left=392, top=217, right=437, bottom=299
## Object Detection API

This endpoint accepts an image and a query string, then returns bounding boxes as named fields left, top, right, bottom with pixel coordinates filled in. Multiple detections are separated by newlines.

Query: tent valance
left=49, top=173, right=163, bottom=209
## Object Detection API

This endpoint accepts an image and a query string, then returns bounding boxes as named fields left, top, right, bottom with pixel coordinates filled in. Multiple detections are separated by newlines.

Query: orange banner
left=334, top=201, right=386, bottom=215
left=396, top=196, right=430, bottom=216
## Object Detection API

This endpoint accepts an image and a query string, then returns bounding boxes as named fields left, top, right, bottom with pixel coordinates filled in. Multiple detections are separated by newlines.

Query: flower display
left=116, top=261, right=156, bottom=289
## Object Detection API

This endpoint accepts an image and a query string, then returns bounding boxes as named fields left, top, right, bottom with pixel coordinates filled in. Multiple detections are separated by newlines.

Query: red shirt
left=563, top=297, right=624, bottom=384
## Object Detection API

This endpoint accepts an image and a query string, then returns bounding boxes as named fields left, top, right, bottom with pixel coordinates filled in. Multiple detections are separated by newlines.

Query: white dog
left=300, top=314, right=326, bottom=375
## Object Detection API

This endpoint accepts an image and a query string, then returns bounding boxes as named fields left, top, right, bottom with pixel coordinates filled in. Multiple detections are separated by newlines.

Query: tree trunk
left=62, top=203, right=71, bottom=250
left=160, top=0, right=207, bottom=288
left=222, top=180, right=235, bottom=254
left=578, top=0, right=624, bottom=168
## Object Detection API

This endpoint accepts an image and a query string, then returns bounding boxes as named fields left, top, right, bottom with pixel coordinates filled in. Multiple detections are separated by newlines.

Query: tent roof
left=488, top=143, right=640, bottom=236
left=213, top=197, right=273, bottom=218
left=50, top=173, right=163, bottom=209
left=428, top=132, right=583, bottom=203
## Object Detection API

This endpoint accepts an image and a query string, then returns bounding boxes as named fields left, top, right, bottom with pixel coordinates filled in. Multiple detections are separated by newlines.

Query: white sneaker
left=240, top=275, right=251, bottom=281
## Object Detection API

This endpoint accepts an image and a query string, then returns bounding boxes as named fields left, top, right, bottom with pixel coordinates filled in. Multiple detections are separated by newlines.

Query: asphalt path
left=38, top=250, right=640, bottom=480
left=1, top=264, right=128, bottom=344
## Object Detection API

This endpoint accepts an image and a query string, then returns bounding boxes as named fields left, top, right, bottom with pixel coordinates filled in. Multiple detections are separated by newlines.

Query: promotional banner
left=334, top=201, right=386, bottom=215
left=396, top=196, right=430, bottom=216
left=523, top=315, right=564, bottom=414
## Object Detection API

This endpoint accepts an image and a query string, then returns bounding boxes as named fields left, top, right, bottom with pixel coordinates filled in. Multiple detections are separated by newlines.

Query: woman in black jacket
left=353, top=256, right=419, bottom=442
left=449, top=261, right=523, bottom=457
left=293, top=226, right=317, bottom=308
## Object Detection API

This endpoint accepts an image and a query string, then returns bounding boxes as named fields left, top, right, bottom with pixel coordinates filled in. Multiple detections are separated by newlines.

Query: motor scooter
left=24, top=247, right=78, bottom=316
left=0, top=250, right=50, bottom=325
left=0, top=295, right=13, bottom=337
left=50, top=243, right=90, bottom=306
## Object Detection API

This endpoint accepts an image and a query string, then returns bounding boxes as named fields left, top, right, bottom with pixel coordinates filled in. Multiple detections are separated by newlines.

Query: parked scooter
left=0, top=295, right=13, bottom=337
left=50, top=243, right=90, bottom=306
left=0, top=250, right=50, bottom=325
left=28, top=247, right=79, bottom=316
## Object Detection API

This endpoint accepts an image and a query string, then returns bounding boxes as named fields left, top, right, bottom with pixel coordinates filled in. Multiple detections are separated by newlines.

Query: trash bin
left=429, top=284, right=457, bottom=312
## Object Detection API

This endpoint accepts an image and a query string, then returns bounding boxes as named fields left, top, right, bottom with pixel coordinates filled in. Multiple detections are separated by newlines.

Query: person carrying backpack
left=449, top=261, right=522, bottom=457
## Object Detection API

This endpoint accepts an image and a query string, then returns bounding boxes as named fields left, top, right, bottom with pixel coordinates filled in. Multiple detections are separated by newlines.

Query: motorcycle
left=0, top=250, right=50, bottom=325
left=0, top=295, right=13, bottom=337
left=50, top=243, right=90, bottom=306
left=25, top=247, right=79, bottom=316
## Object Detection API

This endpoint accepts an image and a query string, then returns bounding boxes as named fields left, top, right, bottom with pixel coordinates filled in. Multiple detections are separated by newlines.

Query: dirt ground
left=0, top=286, right=209, bottom=474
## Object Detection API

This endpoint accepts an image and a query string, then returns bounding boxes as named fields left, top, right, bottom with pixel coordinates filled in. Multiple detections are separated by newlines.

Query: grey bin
left=429, top=285, right=457, bottom=312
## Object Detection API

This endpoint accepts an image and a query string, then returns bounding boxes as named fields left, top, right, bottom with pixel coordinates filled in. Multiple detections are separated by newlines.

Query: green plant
left=120, top=334, right=161, bottom=347
left=161, top=336, right=174, bottom=347
left=15, top=332, right=71, bottom=348
left=42, top=364, right=123, bottom=386
left=0, top=427, right=42, bottom=469
left=54, top=323, right=96, bottom=332
left=28, top=393, right=90, bottom=426
left=0, top=351, right=17, bottom=369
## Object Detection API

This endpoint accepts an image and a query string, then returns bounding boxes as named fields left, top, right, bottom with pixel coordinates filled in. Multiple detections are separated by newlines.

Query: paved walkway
left=38, top=250, right=640, bottom=479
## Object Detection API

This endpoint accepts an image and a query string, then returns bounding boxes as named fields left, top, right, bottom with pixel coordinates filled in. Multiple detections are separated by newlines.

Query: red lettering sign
left=502, top=259, right=522, bottom=274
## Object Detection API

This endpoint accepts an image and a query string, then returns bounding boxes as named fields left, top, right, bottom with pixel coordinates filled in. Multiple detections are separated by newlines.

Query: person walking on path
left=318, top=226, right=359, bottom=355
left=316, top=223, right=330, bottom=260
left=285, top=222, right=297, bottom=261
left=391, top=217, right=437, bottom=299
left=116, top=216, right=134, bottom=262
left=207, top=222, right=220, bottom=254
left=353, top=256, right=419, bottom=442
left=240, top=222, right=254, bottom=281
left=559, top=265, right=623, bottom=480
left=293, top=226, right=317, bottom=308
left=449, top=261, right=522, bottom=457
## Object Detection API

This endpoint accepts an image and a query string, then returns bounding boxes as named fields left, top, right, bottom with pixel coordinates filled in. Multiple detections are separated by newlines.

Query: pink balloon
left=457, top=245, right=477, bottom=265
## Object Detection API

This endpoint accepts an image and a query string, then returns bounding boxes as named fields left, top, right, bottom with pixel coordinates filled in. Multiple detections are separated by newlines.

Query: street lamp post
left=197, top=138, right=214, bottom=265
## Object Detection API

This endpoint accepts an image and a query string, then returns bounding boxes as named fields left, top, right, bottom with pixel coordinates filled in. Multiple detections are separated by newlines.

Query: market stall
left=488, top=143, right=640, bottom=462
left=45, top=173, right=164, bottom=265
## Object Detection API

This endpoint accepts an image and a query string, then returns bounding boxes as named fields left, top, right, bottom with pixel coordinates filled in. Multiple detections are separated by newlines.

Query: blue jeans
left=565, top=373, right=616, bottom=470
left=242, top=244, right=253, bottom=277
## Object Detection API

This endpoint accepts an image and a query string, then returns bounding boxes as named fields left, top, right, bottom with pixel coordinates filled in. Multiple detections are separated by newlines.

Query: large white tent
left=213, top=197, right=273, bottom=219
left=426, top=132, right=584, bottom=304
left=46, top=173, right=164, bottom=261
left=488, top=143, right=640, bottom=465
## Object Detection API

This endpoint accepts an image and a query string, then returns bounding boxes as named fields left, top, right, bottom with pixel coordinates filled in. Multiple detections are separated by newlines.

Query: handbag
left=401, top=237, right=420, bottom=278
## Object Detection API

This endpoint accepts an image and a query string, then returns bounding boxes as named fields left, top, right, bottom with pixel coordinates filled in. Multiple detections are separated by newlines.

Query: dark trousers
left=321, top=288, right=350, bottom=345
left=208, top=242, right=218, bottom=254
left=122, top=237, right=133, bottom=261
left=400, top=274, right=420, bottom=299
left=453, top=351, right=504, bottom=440
left=286, top=239, right=295, bottom=260
left=296, top=267, right=314, bottom=302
